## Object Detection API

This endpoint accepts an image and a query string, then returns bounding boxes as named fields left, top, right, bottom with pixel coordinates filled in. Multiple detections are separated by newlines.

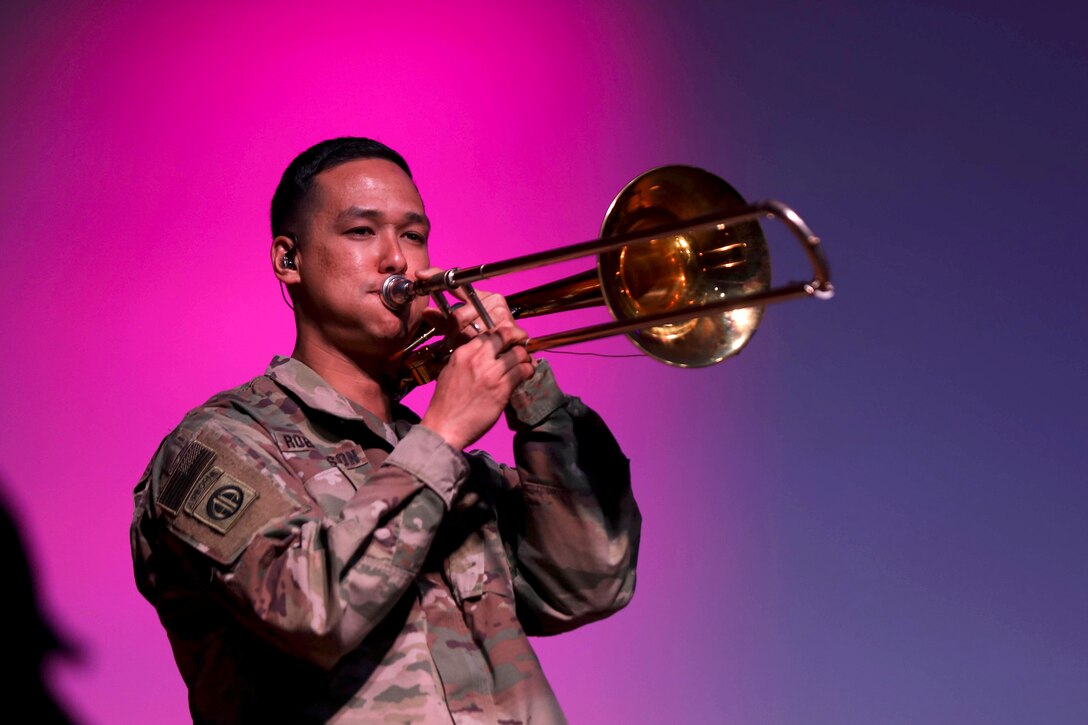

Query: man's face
left=292, top=157, right=431, bottom=357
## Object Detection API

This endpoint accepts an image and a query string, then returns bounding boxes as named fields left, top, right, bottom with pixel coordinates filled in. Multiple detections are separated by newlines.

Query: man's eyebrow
left=339, top=206, right=430, bottom=226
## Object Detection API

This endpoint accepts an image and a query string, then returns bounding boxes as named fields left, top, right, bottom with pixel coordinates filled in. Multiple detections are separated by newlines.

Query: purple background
left=1, top=1, right=1085, bottom=723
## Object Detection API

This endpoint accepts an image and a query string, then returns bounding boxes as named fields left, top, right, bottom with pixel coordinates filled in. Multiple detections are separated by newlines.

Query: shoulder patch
left=158, top=428, right=305, bottom=566
left=188, top=472, right=259, bottom=534
left=159, top=440, right=217, bottom=515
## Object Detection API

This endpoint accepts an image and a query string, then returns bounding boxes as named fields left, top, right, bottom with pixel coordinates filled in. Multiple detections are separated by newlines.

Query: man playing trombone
left=131, top=137, right=641, bottom=723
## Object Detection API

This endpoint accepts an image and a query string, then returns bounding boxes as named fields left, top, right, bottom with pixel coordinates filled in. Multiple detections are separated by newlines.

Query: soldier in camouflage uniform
left=131, top=137, right=641, bottom=724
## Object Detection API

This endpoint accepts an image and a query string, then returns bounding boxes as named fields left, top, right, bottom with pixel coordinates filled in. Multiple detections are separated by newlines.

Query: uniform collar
left=265, top=356, right=415, bottom=444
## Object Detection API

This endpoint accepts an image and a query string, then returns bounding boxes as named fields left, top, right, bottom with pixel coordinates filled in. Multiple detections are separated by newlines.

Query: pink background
left=2, top=1, right=1085, bottom=723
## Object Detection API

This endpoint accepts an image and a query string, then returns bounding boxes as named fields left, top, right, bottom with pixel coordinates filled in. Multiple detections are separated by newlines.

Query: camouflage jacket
left=131, top=356, right=640, bottom=724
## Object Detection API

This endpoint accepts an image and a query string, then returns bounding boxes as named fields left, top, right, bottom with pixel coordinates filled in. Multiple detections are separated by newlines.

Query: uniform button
left=374, top=527, right=392, bottom=542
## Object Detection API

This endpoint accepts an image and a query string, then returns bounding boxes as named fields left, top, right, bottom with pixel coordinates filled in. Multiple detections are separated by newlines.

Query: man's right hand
left=419, top=284, right=535, bottom=451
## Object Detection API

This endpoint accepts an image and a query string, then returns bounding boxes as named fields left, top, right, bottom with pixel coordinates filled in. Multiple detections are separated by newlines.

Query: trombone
left=382, top=165, right=832, bottom=397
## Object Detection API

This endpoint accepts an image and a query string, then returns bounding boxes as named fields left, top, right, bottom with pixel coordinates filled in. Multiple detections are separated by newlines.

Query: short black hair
left=270, top=137, right=412, bottom=238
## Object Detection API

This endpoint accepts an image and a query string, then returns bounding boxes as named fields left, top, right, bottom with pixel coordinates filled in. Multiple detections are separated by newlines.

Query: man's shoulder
left=133, top=370, right=311, bottom=568
left=133, top=370, right=302, bottom=529
left=171, top=370, right=293, bottom=430
left=198, top=371, right=282, bottom=414
left=155, top=372, right=288, bottom=474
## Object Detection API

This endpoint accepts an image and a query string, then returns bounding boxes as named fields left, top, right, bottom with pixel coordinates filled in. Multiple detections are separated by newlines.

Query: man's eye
left=404, top=232, right=427, bottom=244
left=348, top=226, right=374, bottom=237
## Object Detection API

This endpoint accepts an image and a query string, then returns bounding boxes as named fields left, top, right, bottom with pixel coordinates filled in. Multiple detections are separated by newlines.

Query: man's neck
left=291, top=334, right=395, bottom=422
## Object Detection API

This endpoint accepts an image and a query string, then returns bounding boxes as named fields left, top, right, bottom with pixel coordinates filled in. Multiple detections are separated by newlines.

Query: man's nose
left=378, top=231, right=407, bottom=274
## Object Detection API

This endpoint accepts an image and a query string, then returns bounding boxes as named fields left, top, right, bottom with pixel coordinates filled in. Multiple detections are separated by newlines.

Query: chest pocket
left=445, top=531, right=486, bottom=603
left=443, top=497, right=514, bottom=605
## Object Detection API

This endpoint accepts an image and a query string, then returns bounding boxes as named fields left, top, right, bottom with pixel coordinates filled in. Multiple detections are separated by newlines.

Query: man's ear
left=272, top=235, right=301, bottom=284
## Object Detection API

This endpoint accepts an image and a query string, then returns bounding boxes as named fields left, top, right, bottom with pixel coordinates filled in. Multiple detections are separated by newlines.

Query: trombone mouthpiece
left=381, top=274, right=416, bottom=310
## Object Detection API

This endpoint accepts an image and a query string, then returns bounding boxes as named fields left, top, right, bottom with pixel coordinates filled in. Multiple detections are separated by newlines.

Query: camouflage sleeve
left=495, top=360, right=642, bottom=635
left=138, top=410, right=466, bottom=670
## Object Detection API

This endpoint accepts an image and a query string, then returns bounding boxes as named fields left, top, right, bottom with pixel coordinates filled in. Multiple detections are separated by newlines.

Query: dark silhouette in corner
left=0, top=480, right=80, bottom=723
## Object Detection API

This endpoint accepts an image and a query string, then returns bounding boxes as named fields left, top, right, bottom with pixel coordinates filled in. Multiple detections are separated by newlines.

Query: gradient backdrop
left=1, top=1, right=1085, bottom=723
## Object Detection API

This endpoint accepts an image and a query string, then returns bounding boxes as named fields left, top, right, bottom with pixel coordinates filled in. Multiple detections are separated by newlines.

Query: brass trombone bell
left=383, top=165, right=832, bottom=392
left=598, top=166, right=772, bottom=366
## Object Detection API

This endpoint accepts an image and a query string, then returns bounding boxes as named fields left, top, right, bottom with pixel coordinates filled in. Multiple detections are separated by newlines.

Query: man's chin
left=357, top=324, right=418, bottom=359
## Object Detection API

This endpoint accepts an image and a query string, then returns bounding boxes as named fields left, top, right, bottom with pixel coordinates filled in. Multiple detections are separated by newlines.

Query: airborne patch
left=189, top=473, right=259, bottom=534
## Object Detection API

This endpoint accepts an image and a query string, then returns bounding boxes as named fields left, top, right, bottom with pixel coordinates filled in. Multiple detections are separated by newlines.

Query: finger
left=461, top=318, right=485, bottom=339
left=461, top=310, right=512, bottom=339
left=487, top=319, right=529, bottom=351
left=499, top=355, right=536, bottom=387
left=443, top=335, right=494, bottom=376
left=486, top=345, right=530, bottom=385
left=514, top=360, right=536, bottom=383
left=472, top=329, right=503, bottom=358
left=497, top=343, right=531, bottom=371
left=415, top=266, right=446, bottom=283
left=481, top=292, right=512, bottom=321
left=446, top=298, right=482, bottom=329
left=451, top=305, right=493, bottom=342
left=470, top=330, right=524, bottom=363
left=447, top=288, right=510, bottom=328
